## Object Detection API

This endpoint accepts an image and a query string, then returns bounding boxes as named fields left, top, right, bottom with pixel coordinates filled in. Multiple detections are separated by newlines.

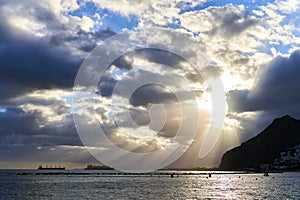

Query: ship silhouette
left=37, top=165, right=66, bottom=170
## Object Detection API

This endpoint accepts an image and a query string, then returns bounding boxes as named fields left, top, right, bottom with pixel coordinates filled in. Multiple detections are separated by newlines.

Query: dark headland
left=219, top=115, right=300, bottom=171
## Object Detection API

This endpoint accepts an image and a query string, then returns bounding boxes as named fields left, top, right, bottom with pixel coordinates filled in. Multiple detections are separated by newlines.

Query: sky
left=0, top=0, right=300, bottom=169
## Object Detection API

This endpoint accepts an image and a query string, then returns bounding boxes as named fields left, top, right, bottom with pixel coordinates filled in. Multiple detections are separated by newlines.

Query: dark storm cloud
left=133, top=48, right=184, bottom=68
left=0, top=41, right=80, bottom=101
left=0, top=0, right=117, bottom=162
left=228, top=50, right=300, bottom=114
left=1, top=105, right=82, bottom=148
left=0, top=99, right=81, bottom=146
left=129, top=84, right=178, bottom=107
left=0, top=107, right=40, bottom=135
left=97, top=49, right=202, bottom=101
left=0, top=0, right=116, bottom=102
left=0, top=107, right=82, bottom=148
left=101, top=48, right=186, bottom=74
left=223, top=50, right=300, bottom=143
left=110, top=68, right=195, bottom=107
left=0, top=29, right=115, bottom=102
left=0, top=0, right=115, bottom=51
left=97, top=78, right=118, bottom=97
left=49, top=28, right=116, bottom=52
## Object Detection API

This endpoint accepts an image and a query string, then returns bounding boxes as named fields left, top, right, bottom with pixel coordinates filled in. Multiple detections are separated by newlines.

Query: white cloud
left=7, top=15, right=46, bottom=37
left=12, top=89, right=73, bottom=127
left=2, top=0, right=300, bottom=168
left=48, top=0, right=80, bottom=15
left=92, top=0, right=208, bottom=27
left=275, top=0, right=300, bottom=14
left=69, top=15, right=95, bottom=32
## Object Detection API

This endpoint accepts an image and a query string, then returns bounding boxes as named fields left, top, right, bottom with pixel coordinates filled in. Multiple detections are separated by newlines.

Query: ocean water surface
left=0, top=170, right=299, bottom=199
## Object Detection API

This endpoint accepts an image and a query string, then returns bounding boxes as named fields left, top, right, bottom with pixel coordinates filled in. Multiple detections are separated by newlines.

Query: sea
left=0, top=170, right=299, bottom=200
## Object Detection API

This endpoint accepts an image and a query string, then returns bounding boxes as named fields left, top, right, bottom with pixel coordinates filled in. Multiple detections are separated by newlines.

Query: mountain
left=219, top=115, right=300, bottom=170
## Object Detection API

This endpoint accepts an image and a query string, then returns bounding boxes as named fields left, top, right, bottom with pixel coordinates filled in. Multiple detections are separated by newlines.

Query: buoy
left=263, top=172, right=269, bottom=176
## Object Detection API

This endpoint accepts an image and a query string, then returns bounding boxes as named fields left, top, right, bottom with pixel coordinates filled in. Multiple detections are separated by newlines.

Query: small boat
left=263, top=172, right=269, bottom=176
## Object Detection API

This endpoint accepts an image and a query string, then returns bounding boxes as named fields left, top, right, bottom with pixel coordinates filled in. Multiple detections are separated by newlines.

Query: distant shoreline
left=3, top=171, right=262, bottom=176
left=1, top=169, right=298, bottom=177
left=0, top=168, right=298, bottom=172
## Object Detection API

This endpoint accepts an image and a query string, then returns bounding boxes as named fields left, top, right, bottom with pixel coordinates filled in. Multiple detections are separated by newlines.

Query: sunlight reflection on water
left=0, top=170, right=299, bottom=199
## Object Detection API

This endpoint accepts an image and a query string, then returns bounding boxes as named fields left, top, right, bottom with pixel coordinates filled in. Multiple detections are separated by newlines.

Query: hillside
left=219, top=115, right=300, bottom=170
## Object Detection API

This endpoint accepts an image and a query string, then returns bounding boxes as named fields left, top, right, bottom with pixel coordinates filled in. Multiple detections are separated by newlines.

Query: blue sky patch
left=69, top=2, right=139, bottom=33
left=179, top=0, right=277, bottom=14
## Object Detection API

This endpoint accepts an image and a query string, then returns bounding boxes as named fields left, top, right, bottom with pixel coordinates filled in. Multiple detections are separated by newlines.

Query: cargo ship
left=37, top=165, right=66, bottom=170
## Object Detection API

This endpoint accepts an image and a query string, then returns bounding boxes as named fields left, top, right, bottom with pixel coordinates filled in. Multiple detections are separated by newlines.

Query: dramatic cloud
left=226, top=50, right=300, bottom=142
left=1, top=0, right=300, bottom=168
left=187, top=5, right=260, bottom=38
left=0, top=89, right=86, bottom=163
left=0, top=0, right=117, bottom=165
left=0, top=0, right=116, bottom=102
left=0, top=40, right=80, bottom=101
left=228, top=50, right=300, bottom=114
